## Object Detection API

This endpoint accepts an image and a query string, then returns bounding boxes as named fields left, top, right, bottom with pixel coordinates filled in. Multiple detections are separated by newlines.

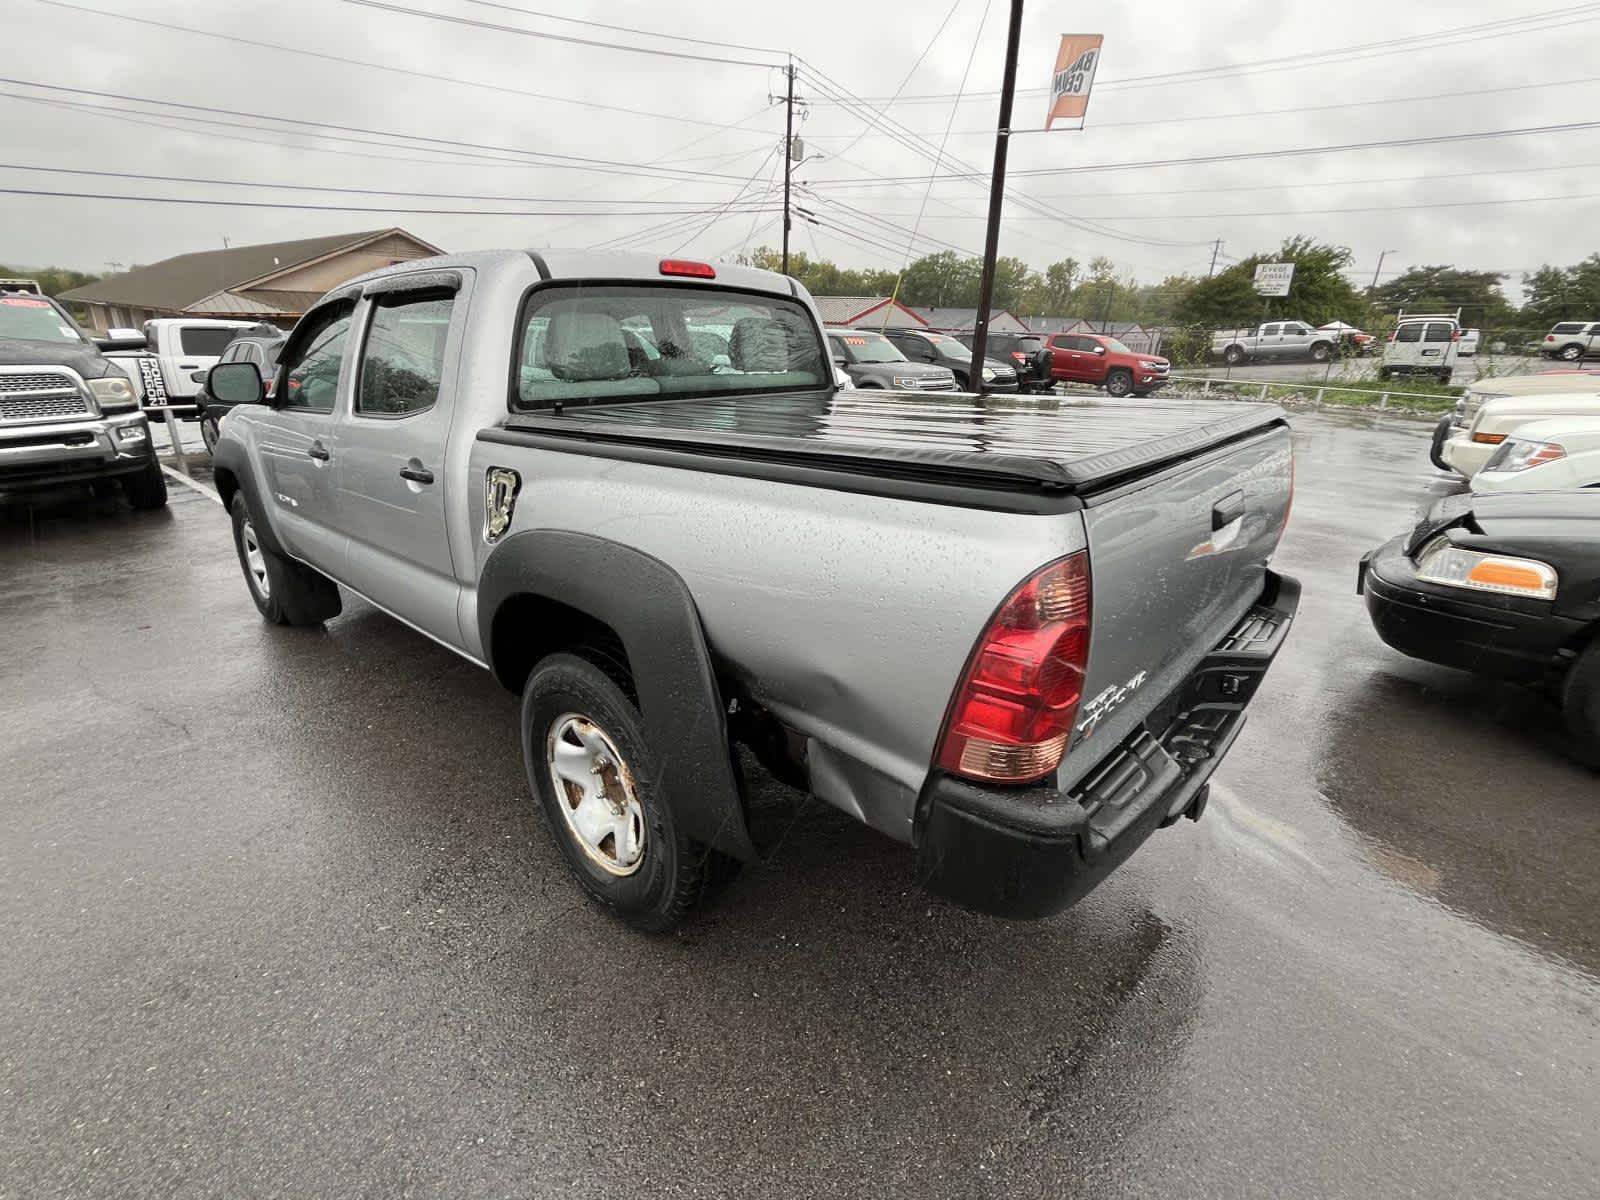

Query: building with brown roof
left=61, top=228, right=442, bottom=332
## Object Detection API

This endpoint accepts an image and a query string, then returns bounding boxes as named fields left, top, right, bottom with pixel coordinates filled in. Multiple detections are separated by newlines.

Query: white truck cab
left=1379, top=311, right=1460, bottom=384
left=138, top=318, right=257, bottom=411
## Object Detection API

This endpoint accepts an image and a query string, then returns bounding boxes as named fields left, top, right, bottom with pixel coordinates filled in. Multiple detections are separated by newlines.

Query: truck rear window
left=178, top=327, right=242, bottom=357
left=512, top=284, right=827, bottom=409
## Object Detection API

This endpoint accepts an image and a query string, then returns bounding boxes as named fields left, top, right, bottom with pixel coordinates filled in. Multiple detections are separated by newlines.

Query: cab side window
left=357, top=291, right=454, bottom=417
left=280, top=302, right=355, bottom=413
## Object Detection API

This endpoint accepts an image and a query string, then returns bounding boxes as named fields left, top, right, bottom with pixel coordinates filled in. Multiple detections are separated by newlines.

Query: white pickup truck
left=106, top=318, right=257, bottom=416
left=1211, top=321, right=1337, bottom=365
left=205, top=249, right=1298, bottom=930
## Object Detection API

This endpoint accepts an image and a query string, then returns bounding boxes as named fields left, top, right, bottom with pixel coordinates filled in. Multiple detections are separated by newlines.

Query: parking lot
left=3, top=406, right=1597, bottom=1198
left=1173, top=353, right=1543, bottom=389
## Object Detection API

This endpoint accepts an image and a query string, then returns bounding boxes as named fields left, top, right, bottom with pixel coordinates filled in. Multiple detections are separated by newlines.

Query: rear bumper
left=0, top=413, right=156, bottom=491
left=1358, top=535, right=1577, bottom=686
left=914, top=570, right=1300, bottom=919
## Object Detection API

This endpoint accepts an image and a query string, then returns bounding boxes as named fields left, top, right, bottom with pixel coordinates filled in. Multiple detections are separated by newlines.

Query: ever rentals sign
left=1253, top=262, right=1295, bottom=297
left=1045, top=35, right=1103, bottom=130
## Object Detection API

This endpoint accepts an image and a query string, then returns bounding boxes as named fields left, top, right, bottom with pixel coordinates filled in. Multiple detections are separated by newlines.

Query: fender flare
left=210, top=439, right=288, bottom=556
left=478, top=530, right=757, bottom=862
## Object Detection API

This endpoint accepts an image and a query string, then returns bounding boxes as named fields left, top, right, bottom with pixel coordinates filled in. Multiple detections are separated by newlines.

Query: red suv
left=1043, top=333, right=1169, bottom=397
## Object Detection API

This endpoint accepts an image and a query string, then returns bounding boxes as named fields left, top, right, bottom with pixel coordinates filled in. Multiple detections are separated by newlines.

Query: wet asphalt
left=3, top=409, right=1598, bottom=1199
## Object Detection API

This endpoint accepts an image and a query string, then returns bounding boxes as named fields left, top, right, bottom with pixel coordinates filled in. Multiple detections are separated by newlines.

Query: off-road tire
left=522, top=652, right=713, bottom=932
left=1223, top=345, right=1246, bottom=366
left=1561, top=640, right=1600, bottom=770
left=229, top=493, right=341, bottom=626
left=1104, top=368, right=1134, bottom=397
left=123, top=458, right=168, bottom=510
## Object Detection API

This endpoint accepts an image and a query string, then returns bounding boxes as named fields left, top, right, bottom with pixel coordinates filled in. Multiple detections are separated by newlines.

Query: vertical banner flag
left=1045, top=35, right=1103, bottom=130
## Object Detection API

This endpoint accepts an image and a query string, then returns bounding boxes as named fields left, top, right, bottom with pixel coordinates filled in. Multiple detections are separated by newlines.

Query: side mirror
left=190, top=369, right=208, bottom=384
left=1094, top=345, right=1106, bottom=355
left=832, top=355, right=848, bottom=369
left=207, top=360, right=267, bottom=407
left=95, top=332, right=147, bottom=352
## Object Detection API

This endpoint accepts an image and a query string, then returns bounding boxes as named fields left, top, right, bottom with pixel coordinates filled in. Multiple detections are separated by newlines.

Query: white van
left=1379, top=312, right=1460, bottom=384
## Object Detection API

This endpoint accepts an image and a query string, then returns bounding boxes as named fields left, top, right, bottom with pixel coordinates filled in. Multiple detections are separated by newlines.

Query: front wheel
left=522, top=652, right=713, bottom=931
left=1378, top=366, right=1394, bottom=381
left=1436, top=369, right=1453, bottom=385
left=1310, top=342, right=1332, bottom=363
left=229, top=493, right=341, bottom=626
left=1559, top=343, right=1585, bottom=362
left=1561, top=640, right=1600, bottom=769
left=123, top=458, right=168, bottom=510
left=199, top=414, right=220, bottom=455
left=1104, top=368, right=1134, bottom=397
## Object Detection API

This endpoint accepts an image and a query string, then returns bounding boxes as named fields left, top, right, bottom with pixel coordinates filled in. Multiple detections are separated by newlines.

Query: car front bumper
left=1440, top=432, right=1495, bottom=477
left=0, top=412, right=156, bottom=491
left=914, top=570, right=1300, bottom=919
left=1358, top=534, right=1579, bottom=686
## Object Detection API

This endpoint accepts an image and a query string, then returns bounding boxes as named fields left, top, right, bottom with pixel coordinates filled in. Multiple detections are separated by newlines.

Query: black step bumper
left=914, top=571, right=1300, bottom=919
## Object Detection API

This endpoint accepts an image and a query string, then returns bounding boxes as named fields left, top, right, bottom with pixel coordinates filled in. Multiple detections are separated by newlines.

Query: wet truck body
left=209, top=249, right=1297, bottom=926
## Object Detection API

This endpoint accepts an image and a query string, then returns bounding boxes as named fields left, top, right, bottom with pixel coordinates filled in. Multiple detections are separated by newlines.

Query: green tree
left=1173, top=236, right=1368, bottom=329
left=1372, top=265, right=1513, bottom=327
left=0, top=263, right=101, bottom=318
left=1521, top=254, right=1600, bottom=329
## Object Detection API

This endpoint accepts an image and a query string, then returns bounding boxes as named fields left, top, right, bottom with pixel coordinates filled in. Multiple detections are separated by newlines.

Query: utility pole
left=969, top=0, right=1026, bottom=396
left=1208, top=238, right=1222, bottom=278
left=781, top=58, right=795, bottom=276
left=1370, top=249, right=1397, bottom=292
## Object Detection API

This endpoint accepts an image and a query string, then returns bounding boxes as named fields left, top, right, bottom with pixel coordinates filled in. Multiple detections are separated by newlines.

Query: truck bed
left=496, top=391, right=1286, bottom=497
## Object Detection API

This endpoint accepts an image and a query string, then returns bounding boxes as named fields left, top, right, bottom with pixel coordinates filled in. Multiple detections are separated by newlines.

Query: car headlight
left=88, top=375, right=138, bottom=412
left=1481, top=437, right=1566, bottom=473
left=891, top=375, right=921, bottom=388
left=1414, top=537, right=1557, bottom=600
left=1139, top=361, right=1162, bottom=371
left=981, top=366, right=996, bottom=380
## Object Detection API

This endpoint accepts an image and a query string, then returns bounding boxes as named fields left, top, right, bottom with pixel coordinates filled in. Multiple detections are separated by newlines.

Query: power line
left=808, top=3, right=1600, bottom=104
left=338, top=0, right=781, bottom=69
left=0, top=77, right=767, bottom=183
left=824, top=0, right=963, bottom=165
left=671, top=144, right=785, bottom=254
left=0, top=161, right=772, bottom=209
left=808, top=119, right=1600, bottom=184
left=33, top=0, right=762, bottom=132
left=0, top=184, right=781, bottom=219
left=459, top=0, right=785, bottom=58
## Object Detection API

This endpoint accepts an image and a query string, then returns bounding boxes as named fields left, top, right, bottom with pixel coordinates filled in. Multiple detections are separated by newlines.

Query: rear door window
left=1552, top=323, right=1585, bottom=334
left=357, top=291, right=454, bottom=417
left=1423, top=323, right=1454, bottom=343
left=1394, top=323, right=1424, bottom=343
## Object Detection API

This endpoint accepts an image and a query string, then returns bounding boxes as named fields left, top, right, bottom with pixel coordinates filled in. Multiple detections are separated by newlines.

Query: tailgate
left=1059, top=426, right=1293, bottom=788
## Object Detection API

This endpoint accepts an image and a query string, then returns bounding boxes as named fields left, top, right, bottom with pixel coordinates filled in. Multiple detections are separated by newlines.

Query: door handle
left=399, top=463, right=434, bottom=484
left=307, top=441, right=331, bottom=461
left=1212, top=490, right=1246, bottom=530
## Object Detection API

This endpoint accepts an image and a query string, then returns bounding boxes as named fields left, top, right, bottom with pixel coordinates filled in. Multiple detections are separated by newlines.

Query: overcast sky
left=1, top=0, right=1595, bottom=294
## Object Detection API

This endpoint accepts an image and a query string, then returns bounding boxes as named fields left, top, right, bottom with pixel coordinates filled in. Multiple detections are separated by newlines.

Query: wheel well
left=212, top=465, right=239, bottom=511
left=490, top=593, right=634, bottom=696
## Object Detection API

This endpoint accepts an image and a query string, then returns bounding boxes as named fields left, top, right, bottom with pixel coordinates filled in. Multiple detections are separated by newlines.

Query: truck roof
left=335, top=249, right=803, bottom=301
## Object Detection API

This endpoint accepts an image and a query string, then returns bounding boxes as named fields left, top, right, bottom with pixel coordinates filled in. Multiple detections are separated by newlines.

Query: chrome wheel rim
left=546, top=713, right=646, bottom=876
left=241, top=519, right=270, bottom=600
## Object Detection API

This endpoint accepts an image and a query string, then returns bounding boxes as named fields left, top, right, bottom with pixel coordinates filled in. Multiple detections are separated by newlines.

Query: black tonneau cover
left=497, top=391, right=1286, bottom=495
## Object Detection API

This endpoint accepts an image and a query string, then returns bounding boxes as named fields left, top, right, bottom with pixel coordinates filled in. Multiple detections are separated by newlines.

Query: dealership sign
left=1254, top=262, right=1295, bottom=297
left=1045, top=35, right=1103, bottom=130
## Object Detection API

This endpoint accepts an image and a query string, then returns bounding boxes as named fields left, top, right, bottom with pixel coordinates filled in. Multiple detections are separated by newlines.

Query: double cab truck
left=205, top=249, right=1298, bottom=930
left=1211, top=321, right=1338, bottom=365
left=1041, top=331, right=1170, bottom=396
left=0, top=288, right=166, bottom=508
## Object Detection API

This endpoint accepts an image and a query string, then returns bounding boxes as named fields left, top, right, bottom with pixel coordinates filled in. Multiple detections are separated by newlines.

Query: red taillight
left=1012, top=350, right=1026, bottom=363
left=1388, top=329, right=1398, bottom=343
left=659, top=258, right=716, bottom=278
left=936, top=553, right=1091, bottom=784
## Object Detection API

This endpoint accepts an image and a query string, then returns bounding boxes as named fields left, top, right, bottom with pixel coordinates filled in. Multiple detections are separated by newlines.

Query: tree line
left=740, top=239, right=1600, bottom=334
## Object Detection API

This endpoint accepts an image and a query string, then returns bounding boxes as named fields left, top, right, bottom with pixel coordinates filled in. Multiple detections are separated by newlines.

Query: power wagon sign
left=1253, top=262, right=1295, bottom=297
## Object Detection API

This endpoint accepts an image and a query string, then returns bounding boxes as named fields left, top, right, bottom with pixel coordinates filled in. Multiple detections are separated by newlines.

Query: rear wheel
left=1223, top=345, right=1246, bottom=366
left=229, top=493, right=341, bottom=626
left=1436, top=369, right=1453, bottom=385
left=1378, top=366, right=1394, bottom=381
left=1104, top=368, right=1134, bottom=397
left=123, top=458, right=168, bottom=510
left=1561, top=640, right=1600, bottom=769
left=522, top=652, right=714, bottom=931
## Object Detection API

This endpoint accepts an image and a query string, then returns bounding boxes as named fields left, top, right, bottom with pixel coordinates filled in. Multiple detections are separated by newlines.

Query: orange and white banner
left=1045, top=34, right=1103, bottom=130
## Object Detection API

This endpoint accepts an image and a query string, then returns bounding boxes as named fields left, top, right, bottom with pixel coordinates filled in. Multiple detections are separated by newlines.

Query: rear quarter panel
left=466, top=441, right=1087, bottom=843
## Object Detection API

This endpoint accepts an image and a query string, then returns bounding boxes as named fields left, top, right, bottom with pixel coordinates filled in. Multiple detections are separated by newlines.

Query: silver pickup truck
left=1212, top=320, right=1337, bottom=365
left=205, top=250, right=1298, bottom=930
